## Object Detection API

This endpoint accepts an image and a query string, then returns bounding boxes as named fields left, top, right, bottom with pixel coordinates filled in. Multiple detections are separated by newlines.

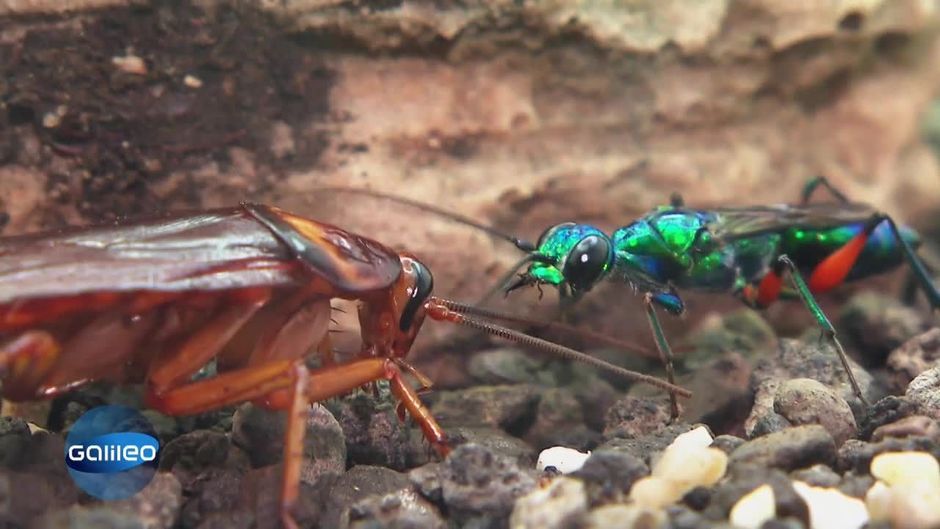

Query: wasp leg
left=801, top=176, right=850, bottom=204
left=775, top=255, right=869, bottom=408
left=643, top=293, right=680, bottom=418
left=0, top=331, right=60, bottom=400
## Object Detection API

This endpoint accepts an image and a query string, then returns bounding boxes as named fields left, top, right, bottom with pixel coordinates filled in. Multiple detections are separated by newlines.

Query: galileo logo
left=64, top=405, right=160, bottom=500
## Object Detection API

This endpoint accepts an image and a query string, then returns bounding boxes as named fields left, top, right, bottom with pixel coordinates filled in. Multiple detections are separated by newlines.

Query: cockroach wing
left=708, top=203, right=877, bottom=242
left=0, top=207, right=402, bottom=305
left=242, top=204, right=403, bottom=293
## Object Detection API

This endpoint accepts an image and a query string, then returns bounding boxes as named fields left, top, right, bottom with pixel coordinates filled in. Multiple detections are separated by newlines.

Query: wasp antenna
left=440, top=298, right=656, bottom=360
left=477, top=254, right=545, bottom=305
left=312, top=186, right=536, bottom=252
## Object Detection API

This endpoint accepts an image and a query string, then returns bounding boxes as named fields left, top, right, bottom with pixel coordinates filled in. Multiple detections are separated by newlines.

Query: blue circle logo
left=64, top=405, right=160, bottom=500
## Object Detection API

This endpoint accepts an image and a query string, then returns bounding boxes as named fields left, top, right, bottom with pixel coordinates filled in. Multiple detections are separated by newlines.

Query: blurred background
left=2, top=0, right=940, bottom=385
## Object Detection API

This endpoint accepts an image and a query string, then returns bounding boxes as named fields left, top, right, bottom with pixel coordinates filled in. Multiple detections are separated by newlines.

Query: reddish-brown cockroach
left=0, top=203, right=690, bottom=528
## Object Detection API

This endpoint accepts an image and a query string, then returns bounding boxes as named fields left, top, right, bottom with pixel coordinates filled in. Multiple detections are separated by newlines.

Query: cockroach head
left=358, top=254, right=434, bottom=358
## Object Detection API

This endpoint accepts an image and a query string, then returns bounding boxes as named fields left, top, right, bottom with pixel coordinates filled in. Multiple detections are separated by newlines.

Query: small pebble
left=183, top=74, right=203, bottom=88
left=906, top=366, right=940, bottom=420
left=583, top=504, right=666, bottom=529
left=112, top=54, right=147, bottom=75
left=509, top=477, right=587, bottom=529
left=774, top=378, right=857, bottom=446
left=792, top=480, right=868, bottom=529
left=728, top=484, right=775, bottom=529
left=536, top=446, right=591, bottom=474
left=867, top=452, right=940, bottom=529
left=629, top=425, right=728, bottom=509
left=870, top=451, right=940, bottom=488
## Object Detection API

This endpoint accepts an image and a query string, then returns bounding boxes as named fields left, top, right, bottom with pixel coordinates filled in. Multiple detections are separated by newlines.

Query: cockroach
left=0, top=203, right=689, bottom=528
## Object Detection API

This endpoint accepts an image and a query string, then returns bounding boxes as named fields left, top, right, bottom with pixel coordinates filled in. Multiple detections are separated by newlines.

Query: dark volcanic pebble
left=178, top=468, right=245, bottom=529
left=836, top=435, right=940, bottom=473
left=437, top=444, right=538, bottom=523
left=597, top=422, right=694, bottom=466
left=748, top=412, right=793, bottom=438
left=886, top=328, right=940, bottom=391
left=790, top=464, right=841, bottom=487
left=231, top=403, right=346, bottom=485
left=322, top=466, right=412, bottom=529
left=439, top=426, right=536, bottom=466
left=773, top=378, right=857, bottom=446
left=711, top=435, right=746, bottom=454
left=571, top=450, right=649, bottom=505
left=0, top=416, right=32, bottom=468
left=871, top=415, right=940, bottom=441
left=33, top=507, right=148, bottom=529
left=409, top=463, right=443, bottom=504
left=329, top=392, right=411, bottom=470
left=603, top=396, right=672, bottom=439
left=729, top=424, right=836, bottom=471
left=0, top=467, right=79, bottom=526
left=108, top=473, right=183, bottom=529
left=839, top=292, right=930, bottom=366
left=347, top=488, right=446, bottom=529
left=467, top=348, right=549, bottom=385
left=159, top=430, right=251, bottom=491
left=706, top=465, right=809, bottom=525
left=430, top=385, right=541, bottom=431
left=860, top=395, right=921, bottom=439
left=679, top=351, right=753, bottom=433
left=524, top=388, right=598, bottom=451
left=36, top=473, right=181, bottom=529
left=240, top=465, right=320, bottom=529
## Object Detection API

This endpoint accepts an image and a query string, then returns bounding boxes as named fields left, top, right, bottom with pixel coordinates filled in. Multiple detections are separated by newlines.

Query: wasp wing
left=707, top=202, right=877, bottom=241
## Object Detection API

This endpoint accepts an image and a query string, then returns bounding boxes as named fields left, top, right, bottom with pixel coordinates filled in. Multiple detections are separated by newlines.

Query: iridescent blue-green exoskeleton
left=314, top=178, right=939, bottom=417
left=501, top=177, right=939, bottom=415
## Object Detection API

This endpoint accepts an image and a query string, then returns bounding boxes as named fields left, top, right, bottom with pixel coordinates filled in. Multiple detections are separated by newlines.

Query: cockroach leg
left=0, top=330, right=60, bottom=399
left=280, top=362, right=310, bottom=529
left=305, top=358, right=450, bottom=457
left=147, top=290, right=271, bottom=394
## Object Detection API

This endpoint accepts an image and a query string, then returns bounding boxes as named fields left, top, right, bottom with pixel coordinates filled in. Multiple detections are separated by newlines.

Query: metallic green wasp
left=500, top=177, right=938, bottom=414
left=315, top=177, right=939, bottom=416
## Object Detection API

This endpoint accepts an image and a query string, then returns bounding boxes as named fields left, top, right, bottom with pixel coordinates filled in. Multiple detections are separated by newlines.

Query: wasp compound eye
left=400, top=260, right=434, bottom=331
left=563, top=235, right=611, bottom=292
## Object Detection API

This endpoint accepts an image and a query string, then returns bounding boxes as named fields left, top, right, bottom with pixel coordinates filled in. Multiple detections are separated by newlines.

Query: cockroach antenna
left=429, top=296, right=691, bottom=398
left=312, top=186, right=538, bottom=252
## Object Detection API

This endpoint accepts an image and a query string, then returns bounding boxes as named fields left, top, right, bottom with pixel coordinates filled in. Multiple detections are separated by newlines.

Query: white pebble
left=536, top=446, right=591, bottom=474
left=729, top=484, right=775, bottom=529
left=792, top=480, right=868, bottom=529
left=867, top=451, right=940, bottom=529
left=871, top=451, right=940, bottom=488
left=629, top=476, right=683, bottom=509
left=510, top=477, right=587, bottom=529
left=183, top=74, right=203, bottom=88
left=652, top=446, right=727, bottom=490
left=669, top=425, right=714, bottom=451
left=111, top=54, right=147, bottom=75
left=583, top=504, right=667, bottom=529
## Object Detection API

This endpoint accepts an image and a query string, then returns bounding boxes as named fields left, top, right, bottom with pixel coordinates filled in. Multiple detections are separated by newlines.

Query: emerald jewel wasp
left=317, top=177, right=940, bottom=416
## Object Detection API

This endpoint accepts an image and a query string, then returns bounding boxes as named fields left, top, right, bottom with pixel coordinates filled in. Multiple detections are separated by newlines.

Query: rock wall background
left=1, top=0, right=939, bottom=370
